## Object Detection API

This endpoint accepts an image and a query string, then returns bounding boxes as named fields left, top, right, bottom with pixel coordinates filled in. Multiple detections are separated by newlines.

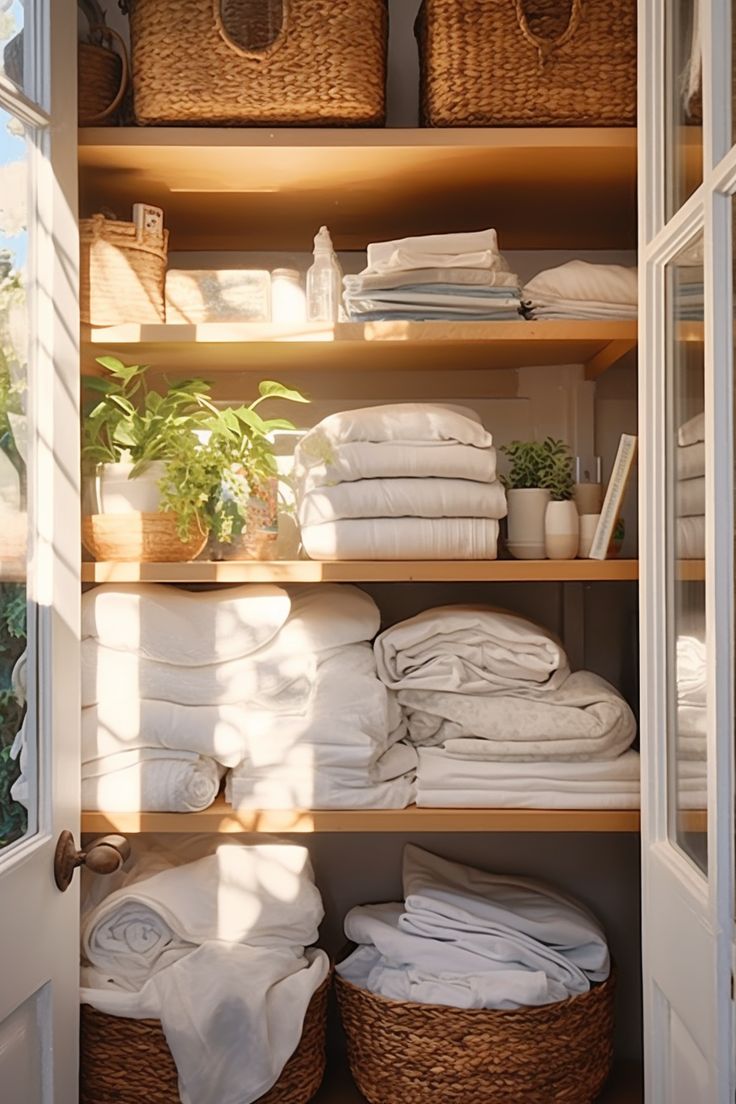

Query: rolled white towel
left=81, top=749, right=223, bottom=812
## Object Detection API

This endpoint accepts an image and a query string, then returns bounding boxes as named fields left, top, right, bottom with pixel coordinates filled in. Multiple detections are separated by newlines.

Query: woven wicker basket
left=82, top=513, right=208, bottom=562
left=120, top=0, right=388, bottom=126
left=416, top=0, right=636, bottom=127
left=79, top=29, right=129, bottom=125
left=80, top=974, right=330, bottom=1104
left=335, top=967, right=616, bottom=1104
left=80, top=214, right=168, bottom=326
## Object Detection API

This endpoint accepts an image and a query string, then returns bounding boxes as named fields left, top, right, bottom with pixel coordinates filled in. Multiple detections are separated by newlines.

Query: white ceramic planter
left=96, top=460, right=166, bottom=514
left=544, top=499, right=580, bottom=560
left=506, top=488, right=551, bottom=559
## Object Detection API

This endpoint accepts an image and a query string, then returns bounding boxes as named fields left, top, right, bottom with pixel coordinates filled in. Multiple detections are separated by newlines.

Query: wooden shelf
left=83, top=320, right=637, bottom=383
left=81, top=797, right=641, bottom=834
left=78, top=127, right=637, bottom=251
left=81, top=558, right=639, bottom=584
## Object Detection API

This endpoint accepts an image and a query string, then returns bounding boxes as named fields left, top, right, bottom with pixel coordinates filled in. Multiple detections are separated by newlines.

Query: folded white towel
left=523, top=261, right=637, bottom=307
left=295, top=404, right=491, bottom=460
left=677, top=476, right=705, bottom=517
left=81, top=583, right=291, bottom=664
left=678, top=411, right=705, bottom=447
left=300, top=518, right=499, bottom=561
left=296, top=440, right=497, bottom=495
left=298, top=477, right=507, bottom=527
left=678, top=515, right=705, bottom=558
left=399, top=671, right=636, bottom=760
left=81, top=749, right=224, bottom=812
left=344, top=268, right=517, bottom=294
left=526, top=302, right=637, bottom=320
left=366, top=230, right=504, bottom=274
left=375, top=606, right=569, bottom=695
left=677, top=441, right=705, bottom=480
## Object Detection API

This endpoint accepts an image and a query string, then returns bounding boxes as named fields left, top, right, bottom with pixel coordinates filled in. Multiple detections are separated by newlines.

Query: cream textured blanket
left=296, top=440, right=498, bottom=493
left=301, top=518, right=499, bottom=561
left=298, top=477, right=507, bottom=526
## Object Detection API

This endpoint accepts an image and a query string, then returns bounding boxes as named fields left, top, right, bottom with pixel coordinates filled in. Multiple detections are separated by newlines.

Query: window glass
left=666, top=0, right=703, bottom=219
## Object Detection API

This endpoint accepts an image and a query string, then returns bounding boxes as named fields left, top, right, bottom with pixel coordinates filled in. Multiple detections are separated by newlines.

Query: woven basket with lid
left=80, top=213, right=168, bottom=327
left=121, top=0, right=387, bottom=126
left=416, top=0, right=636, bottom=127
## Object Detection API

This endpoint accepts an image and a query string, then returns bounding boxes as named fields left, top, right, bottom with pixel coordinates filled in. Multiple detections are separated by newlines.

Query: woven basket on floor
left=80, top=973, right=330, bottom=1104
left=119, top=0, right=388, bottom=126
left=416, top=0, right=636, bottom=127
left=336, top=966, right=616, bottom=1104
left=80, top=214, right=168, bottom=326
left=82, top=512, right=208, bottom=562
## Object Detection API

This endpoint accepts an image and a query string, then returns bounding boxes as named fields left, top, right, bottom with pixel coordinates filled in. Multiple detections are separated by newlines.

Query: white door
left=0, top=2, right=83, bottom=1101
left=639, top=1, right=735, bottom=1100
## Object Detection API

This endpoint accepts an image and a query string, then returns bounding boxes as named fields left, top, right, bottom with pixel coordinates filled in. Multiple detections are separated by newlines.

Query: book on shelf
left=588, top=434, right=638, bottom=560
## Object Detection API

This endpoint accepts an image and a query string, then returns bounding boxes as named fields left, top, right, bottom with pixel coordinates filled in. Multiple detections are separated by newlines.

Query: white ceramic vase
left=506, top=488, right=551, bottom=559
left=544, top=499, right=580, bottom=560
left=95, top=460, right=166, bottom=514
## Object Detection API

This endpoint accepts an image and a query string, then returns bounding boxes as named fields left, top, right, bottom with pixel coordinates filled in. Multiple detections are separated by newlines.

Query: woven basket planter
left=121, top=0, right=388, bottom=126
left=79, top=30, right=129, bottom=125
left=335, top=967, right=616, bottom=1104
left=80, top=214, right=168, bottom=326
left=82, top=513, right=208, bottom=563
left=416, top=0, right=636, bottom=127
left=80, top=974, right=330, bottom=1104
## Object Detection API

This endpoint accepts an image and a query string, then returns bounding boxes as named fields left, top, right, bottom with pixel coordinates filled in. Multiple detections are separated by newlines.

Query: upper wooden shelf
left=83, top=320, right=637, bottom=381
left=78, top=127, right=637, bottom=250
left=80, top=798, right=641, bottom=835
left=81, top=559, right=639, bottom=584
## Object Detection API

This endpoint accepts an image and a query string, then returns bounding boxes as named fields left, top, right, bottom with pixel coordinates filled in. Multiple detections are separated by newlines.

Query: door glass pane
left=0, top=106, right=33, bottom=853
left=666, top=0, right=704, bottom=220
left=666, top=230, right=707, bottom=872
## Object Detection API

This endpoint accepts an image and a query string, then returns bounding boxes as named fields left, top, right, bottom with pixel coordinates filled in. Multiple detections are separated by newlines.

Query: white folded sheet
left=344, top=268, right=517, bottom=294
left=296, top=440, right=497, bottom=494
left=417, top=747, right=643, bottom=808
left=300, top=518, right=499, bottom=561
left=523, top=261, right=637, bottom=306
left=526, top=302, right=637, bottom=320
left=677, top=441, right=705, bottom=480
left=81, top=749, right=224, bottom=812
left=298, top=477, right=507, bottom=526
left=677, top=476, right=705, bottom=517
left=81, top=583, right=290, bottom=664
left=678, top=515, right=705, bottom=558
left=375, top=606, right=569, bottom=695
left=399, top=671, right=637, bottom=760
left=81, top=842, right=329, bottom=1104
left=366, top=230, right=505, bottom=274
left=678, top=411, right=705, bottom=447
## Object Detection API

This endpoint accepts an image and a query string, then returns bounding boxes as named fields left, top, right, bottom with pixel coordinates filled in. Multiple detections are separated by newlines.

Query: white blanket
left=523, top=261, right=637, bottom=306
left=677, top=441, right=705, bottom=480
left=399, top=671, right=637, bottom=760
left=296, top=440, right=497, bottom=494
left=678, top=411, right=705, bottom=447
left=298, top=478, right=507, bottom=527
left=295, top=404, right=492, bottom=456
left=375, top=606, right=569, bottom=695
left=81, top=748, right=224, bottom=812
left=81, top=843, right=329, bottom=1104
left=678, top=515, right=705, bottom=558
left=81, top=583, right=290, bottom=664
left=677, top=476, right=705, bottom=517
left=300, top=518, right=499, bottom=561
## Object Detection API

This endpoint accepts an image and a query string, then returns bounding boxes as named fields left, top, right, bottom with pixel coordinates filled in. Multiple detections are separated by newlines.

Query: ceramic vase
left=544, top=499, right=579, bottom=560
left=96, top=460, right=166, bottom=514
left=506, top=488, right=551, bottom=560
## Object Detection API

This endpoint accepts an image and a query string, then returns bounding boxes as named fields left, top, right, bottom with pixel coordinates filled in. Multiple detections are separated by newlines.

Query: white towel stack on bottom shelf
left=294, top=403, right=506, bottom=561
left=677, top=411, right=705, bottom=558
left=374, top=606, right=645, bottom=809
left=81, top=838, right=330, bottom=1104
left=338, top=845, right=610, bottom=1009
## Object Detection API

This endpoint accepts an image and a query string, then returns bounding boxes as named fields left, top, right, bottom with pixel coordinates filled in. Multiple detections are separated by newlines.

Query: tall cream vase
left=544, top=500, right=580, bottom=560
left=506, top=488, right=551, bottom=560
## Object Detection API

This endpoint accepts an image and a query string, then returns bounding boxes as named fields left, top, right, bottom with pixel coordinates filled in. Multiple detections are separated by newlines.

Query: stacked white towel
left=337, top=845, right=609, bottom=1009
left=374, top=606, right=640, bottom=808
left=343, top=230, right=523, bottom=322
left=81, top=839, right=330, bottom=1104
left=294, top=403, right=506, bottom=561
left=677, top=411, right=705, bottom=558
left=522, top=261, right=637, bottom=320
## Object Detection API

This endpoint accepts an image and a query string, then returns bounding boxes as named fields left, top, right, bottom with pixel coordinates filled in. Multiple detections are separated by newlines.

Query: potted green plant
left=160, top=380, right=308, bottom=561
left=540, top=439, right=578, bottom=560
left=501, top=439, right=554, bottom=560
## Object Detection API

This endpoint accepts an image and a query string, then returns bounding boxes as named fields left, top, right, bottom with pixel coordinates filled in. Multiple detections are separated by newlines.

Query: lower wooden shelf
left=80, top=798, right=641, bottom=834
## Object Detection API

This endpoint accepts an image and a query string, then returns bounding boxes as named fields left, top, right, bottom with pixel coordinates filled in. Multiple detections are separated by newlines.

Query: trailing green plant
left=0, top=583, right=27, bottom=849
left=160, top=380, right=309, bottom=543
left=82, top=356, right=214, bottom=475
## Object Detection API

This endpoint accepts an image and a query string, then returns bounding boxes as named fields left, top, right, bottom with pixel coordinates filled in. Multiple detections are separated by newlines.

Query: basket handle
left=513, top=0, right=584, bottom=69
left=213, top=0, right=290, bottom=61
left=83, top=25, right=130, bottom=123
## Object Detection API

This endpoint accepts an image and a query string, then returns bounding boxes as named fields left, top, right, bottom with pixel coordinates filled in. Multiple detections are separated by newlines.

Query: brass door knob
left=54, top=830, right=130, bottom=891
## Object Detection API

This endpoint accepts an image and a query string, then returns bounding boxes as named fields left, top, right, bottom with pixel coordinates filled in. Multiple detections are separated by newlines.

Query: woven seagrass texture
left=335, top=967, right=616, bottom=1104
left=80, top=214, right=168, bottom=326
left=82, top=512, right=208, bottom=562
left=79, top=29, right=129, bottom=125
left=124, top=0, right=387, bottom=126
left=416, top=0, right=636, bottom=127
left=80, top=974, right=330, bottom=1104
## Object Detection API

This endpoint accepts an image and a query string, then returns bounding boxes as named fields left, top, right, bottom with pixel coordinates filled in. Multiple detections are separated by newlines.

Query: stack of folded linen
left=676, top=610, right=707, bottom=767
left=522, top=260, right=638, bottom=320
left=677, top=411, right=705, bottom=558
left=374, top=606, right=641, bottom=809
left=337, top=845, right=610, bottom=1009
left=81, top=838, right=330, bottom=1104
left=343, top=229, right=523, bottom=322
left=294, top=403, right=506, bottom=561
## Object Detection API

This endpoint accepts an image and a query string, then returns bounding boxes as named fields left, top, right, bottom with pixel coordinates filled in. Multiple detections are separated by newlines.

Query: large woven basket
left=80, top=974, right=330, bottom=1104
left=335, top=967, right=616, bottom=1104
left=80, top=214, right=168, bottom=326
left=416, top=0, right=636, bottom=127
left=120, top=0, right=388, bottom=126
